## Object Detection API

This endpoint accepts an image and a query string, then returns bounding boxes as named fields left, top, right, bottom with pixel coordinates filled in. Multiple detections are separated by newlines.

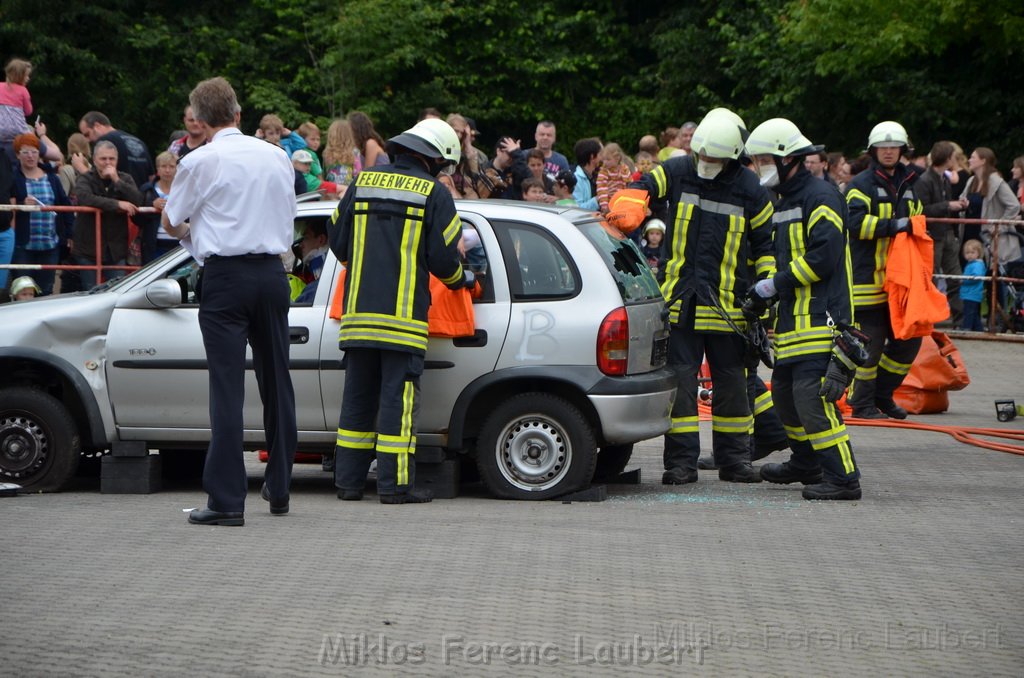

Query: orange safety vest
left=329, top=267, right=476, bottom=338
left=883, top=215, right=949, bottom=339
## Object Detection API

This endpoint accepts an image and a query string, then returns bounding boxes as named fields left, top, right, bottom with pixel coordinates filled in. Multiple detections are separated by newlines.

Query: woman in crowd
left=10, top=133, right=73, bottom=295
left=347, top=111, right=387, bottom=171
left=1008, top=155, right=1024, bottom=211
left=58, top=132, right=91, bottom=199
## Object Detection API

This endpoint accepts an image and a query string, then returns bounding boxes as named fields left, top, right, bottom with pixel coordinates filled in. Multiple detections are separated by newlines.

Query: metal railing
left=0, top=204, right=159, bottom=285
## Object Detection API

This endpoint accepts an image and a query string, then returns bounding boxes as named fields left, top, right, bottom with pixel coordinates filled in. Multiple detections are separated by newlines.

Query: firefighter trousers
left=665, top=328, right=751, bottom=472
left=847, top=304, right=922, bottom=409
left=748, top=371, right=788, bottom=459
left=772, top=355, right=860, bottom=485
left=334, top=348, right=423, bottom=497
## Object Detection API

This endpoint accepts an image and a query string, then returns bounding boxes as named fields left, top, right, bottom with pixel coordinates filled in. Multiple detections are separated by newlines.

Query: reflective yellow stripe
left=337, top=428, right=376, bottom=450
left=879, top=353, right=913, bottom=376
left=670, top=415, right=700, bottom=434
left=855, top=365, right=877, bottom=381
left=439, top=264, right=464, bottom=287
left=790, top=256, right=819, bottom=286
left=809, top=204, right=844, bottom=232
left=711, top=414, right=753, bottom=433
left=346, top=206, right=369, bottom=313
left=753, top=390, right=773, bottom=416
left=750, top=200, right=773, bottom=229
left=355, top=170, right=433, bottom=198
left=784, top=424, right=808, bottom=442
left=442, top=213, right=462, bottom=245
left=651, top=165, right=667, bottom=198
left=338, top=327, right=429, bottom=351
left=718, top=214, right=743, bottom=311
left=807, top=425, right=850, bottom=451
left=755, top=254, right=775, bottom=277
left=396, top=207, right=423, bottom=319
left=823, top=401, right=856, bottom=474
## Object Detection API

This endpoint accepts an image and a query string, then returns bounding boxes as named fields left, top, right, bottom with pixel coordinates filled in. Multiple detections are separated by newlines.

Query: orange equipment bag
left=329, top=267, right=476, bottom=338
left=884, top=215, right=950, bottom=339
left=893, top=331, right=970, bottom=414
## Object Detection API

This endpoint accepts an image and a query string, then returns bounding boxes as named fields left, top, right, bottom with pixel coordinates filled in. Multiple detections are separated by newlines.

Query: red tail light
left=597, top=307, right=629, bottom=376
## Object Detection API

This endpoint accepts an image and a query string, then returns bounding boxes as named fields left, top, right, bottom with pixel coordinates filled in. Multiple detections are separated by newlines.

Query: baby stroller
left=1003, top=257, right=1024, bottom=333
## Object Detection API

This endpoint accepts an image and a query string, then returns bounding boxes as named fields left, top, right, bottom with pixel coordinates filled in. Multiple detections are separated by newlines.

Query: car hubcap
left=0, top=415, right=47, bottom=478
left=496, top=416, right=570, bottom=491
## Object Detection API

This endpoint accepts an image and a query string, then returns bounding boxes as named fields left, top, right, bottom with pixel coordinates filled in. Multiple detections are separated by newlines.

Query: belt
left=206, top=253, right=279, bottom=261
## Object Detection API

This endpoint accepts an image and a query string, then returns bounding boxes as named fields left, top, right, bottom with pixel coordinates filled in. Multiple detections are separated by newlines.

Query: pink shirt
left=0, top=82, right=32, bottom=115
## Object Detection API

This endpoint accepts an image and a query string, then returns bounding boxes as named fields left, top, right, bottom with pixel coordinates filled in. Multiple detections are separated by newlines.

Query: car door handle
left=453, top=329, right=487, bottom=347
left=289, top=327, right=309, bottom=344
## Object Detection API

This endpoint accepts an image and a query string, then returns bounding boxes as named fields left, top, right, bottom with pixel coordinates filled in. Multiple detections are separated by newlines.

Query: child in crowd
left=525, top=148, right=555, bottom=198
left=259, top=114, right=307, bottom=157
left=322, top=119, right=361, bottom=189
left=632, top=151, right=655, bottom=180
left=295, top=122, right=325, bottom=179
left=554, top=170, right=577, bottom=206
left=9, top=275, right=40, bottom=302
left=960, top=239, right=987, bottom=331
left=641, top=219, right=666, bottom=275
left=522, top=177, right=548, bottom=203
left=0, top=59, right=33, bottom=147
left=596, top=143, right=632, bottom=214
left=292, top=149, right=338, bottom=196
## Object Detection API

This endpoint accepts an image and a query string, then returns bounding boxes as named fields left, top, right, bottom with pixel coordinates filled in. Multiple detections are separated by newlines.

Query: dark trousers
left=962, top=300, right=984, bottom=331
left=12, top=245, right=59, bottom=295
left=933, top=228, right=963, bottom=325
left=748, top=371, right=788, bottom=457
left=335, top=348, right=423, bottom=496
left=664, top=327, right=750, bottom=472
left=772, top=355, right=859, bottom=485
left=198, top=255, right=296, bottom=512
left=847, top=305, right=921, bottom=409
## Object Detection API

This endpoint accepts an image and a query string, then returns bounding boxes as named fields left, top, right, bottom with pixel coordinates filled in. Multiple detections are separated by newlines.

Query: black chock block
left=555, top=484, right=607, bottom=503
left=415, top=458, right=459, bottom=499
left=606, top=468, right=641, bottom=485
left=101, top=455, right=162, bottom=494
left=415, top=446, right=447, bottom=464
left=111, top=441, right=149, bottom=458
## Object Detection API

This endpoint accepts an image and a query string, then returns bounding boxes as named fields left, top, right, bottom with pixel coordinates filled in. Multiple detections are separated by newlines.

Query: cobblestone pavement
left=2, top=338, right=1022, bottom=677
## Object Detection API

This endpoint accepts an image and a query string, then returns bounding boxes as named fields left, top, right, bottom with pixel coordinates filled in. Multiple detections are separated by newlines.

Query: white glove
left=754, top=278, right=777, bottom=299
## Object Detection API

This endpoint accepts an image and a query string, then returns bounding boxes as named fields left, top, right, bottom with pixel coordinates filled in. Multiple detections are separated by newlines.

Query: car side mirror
left=114, top=279, right=183, bottom=310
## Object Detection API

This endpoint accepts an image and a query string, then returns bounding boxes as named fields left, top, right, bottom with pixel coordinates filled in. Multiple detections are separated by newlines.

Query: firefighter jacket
left=845, top=160, right=923, bottom=308
left=769, top=169, right=854, bottom=364
left=630, top=156, right=774, bottom=331
left=328, top=155, right=465, bottom=355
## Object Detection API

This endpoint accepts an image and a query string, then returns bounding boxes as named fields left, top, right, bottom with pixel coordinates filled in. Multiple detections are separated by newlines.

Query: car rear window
left=576, top=219, right=663, bottom=303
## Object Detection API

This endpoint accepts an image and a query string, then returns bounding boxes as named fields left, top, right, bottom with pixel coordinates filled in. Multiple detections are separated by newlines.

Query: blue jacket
left=573, top=165, right=597, bottom=210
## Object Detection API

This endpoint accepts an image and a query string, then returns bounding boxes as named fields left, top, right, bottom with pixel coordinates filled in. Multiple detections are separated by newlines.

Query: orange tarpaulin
left=884, top=214, right=949, bottom=339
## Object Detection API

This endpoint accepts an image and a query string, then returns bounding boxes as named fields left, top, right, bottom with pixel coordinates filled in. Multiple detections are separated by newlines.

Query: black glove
left=741, top=293, right=768, bottom=321
left=893, top=217, right=910, bottom=234
left=461, top=269, right=476, bottom=289
left=818, top=355, right=854, bottom=402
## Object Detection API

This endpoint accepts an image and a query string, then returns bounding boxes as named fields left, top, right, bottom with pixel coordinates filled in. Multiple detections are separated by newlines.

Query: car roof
left=297, top=197, right=599, bottom=224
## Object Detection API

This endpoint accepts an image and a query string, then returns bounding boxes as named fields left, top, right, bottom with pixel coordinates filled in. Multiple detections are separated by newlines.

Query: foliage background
left=2, top=0, right=1021, bottom=166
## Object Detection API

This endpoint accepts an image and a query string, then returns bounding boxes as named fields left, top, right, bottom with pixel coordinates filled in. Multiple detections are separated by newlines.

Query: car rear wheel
left=0, top=387, right=80, bottom=492
left=476, top=392, right=596, bottom=500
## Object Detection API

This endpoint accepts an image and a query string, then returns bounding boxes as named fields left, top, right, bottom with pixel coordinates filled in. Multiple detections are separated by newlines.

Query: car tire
left=476, top=392, right=596, bottom=500
left=0, top=387, right=80, bottom=492
left=592, top=443, right=634, bottom=482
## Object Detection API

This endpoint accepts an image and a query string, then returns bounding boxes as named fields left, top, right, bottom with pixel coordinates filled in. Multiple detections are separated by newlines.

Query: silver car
left=0, top=199, right=675, bottom=499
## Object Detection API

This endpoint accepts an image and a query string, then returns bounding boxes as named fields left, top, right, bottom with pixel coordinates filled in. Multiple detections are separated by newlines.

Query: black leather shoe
left=188, top=508, right=244, bottom=526
left=760, top=462, right=823, bottom=485
left=875, top=398, right=908, bottom=420
left=662, top=467, right=698, bottom=485
left=260, top=482, right=289, bottom=515
left=379, top=490, right=433, bottom=504
left=696, top=456, right=717, bottom=470
left=718, top=463, right=762, bottom=483
left=337, top=489, right=364, bottom=501
left=851, top=406, right=888, bottom=419
left=802, top=480, right=862, bottom=500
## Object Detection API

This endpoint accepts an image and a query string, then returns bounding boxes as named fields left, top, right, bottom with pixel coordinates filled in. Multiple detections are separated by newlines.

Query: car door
left=317, top=214, right=512, bottom=446
left=106, top=251, right=328, bottom=443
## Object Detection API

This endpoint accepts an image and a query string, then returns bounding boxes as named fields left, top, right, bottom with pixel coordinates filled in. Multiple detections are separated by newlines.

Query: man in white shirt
left=163, top=76, right=297, bottom=526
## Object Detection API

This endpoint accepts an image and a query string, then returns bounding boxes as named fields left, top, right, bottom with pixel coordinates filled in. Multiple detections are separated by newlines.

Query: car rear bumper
left=587, top=367, right=676, bottom=444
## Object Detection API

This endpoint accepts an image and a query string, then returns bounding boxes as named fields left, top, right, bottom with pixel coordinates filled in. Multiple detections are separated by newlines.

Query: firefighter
left=328, top=119, right=471, bottom=504
left=744, top=117, right=862, bottom=500
left=615, top=108, right=775, bottom=485
left=845, top=121, right=924, bottom=419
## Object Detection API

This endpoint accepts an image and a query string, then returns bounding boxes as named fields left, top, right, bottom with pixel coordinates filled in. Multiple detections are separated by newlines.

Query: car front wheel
left=476, top=392, right=596, bottom=500
left=0, top=387, right=80, bottom=492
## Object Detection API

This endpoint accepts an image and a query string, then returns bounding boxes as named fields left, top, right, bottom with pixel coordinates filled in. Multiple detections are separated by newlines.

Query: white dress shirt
left=164, top=127, right=296, bottom=264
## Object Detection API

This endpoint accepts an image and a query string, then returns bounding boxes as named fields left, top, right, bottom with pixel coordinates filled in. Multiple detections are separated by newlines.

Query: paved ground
left=2, top=337, right=1022, bottom=677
